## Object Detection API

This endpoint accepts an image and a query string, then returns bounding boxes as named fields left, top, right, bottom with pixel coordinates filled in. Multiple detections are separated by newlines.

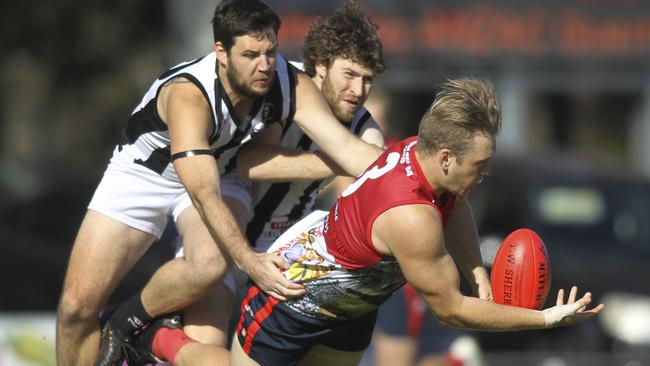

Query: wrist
left=232, top=247, right=256, bottom=272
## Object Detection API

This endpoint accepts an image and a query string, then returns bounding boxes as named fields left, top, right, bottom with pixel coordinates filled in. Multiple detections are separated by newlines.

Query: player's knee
left=189, top=253, right=228, bottom=286
left=57, top=292, right=100, bottom=326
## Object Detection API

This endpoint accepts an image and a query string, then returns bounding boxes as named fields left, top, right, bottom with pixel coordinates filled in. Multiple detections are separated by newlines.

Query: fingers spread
left=568, top=286, right=578, bottom=303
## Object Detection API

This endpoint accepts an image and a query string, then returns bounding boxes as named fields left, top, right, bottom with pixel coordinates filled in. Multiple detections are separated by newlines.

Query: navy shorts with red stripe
left=236, top=283, right=377, bottom=366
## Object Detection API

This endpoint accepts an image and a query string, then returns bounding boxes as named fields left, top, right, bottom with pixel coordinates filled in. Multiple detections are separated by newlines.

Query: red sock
left=152, top=328, right=197, bottom=363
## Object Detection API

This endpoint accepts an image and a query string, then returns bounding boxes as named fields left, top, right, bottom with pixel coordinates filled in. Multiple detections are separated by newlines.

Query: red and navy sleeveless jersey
left=324, top=137, right=456, bottom=269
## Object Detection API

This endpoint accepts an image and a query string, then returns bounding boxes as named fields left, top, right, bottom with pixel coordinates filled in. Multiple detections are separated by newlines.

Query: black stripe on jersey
left=222, top=151, right=239, bottom=175
left=296, top=132, right=313, bottom=151
left=353, top=110, right=371, bottom=135
left=158, top=56, right=205, bottom=80
left=263, top=69, right=286, bottom=126
left=288, top=60, right=297, bottom=122
left=217, top=77, right=265, bottom=136
left=211, top=76, right=224, bottom=143
left=120, top=98, right=167, bottom=145
left=121, top=72, right=216, bottom=175
left=246, top=183, right=292, bottom=246
left=287, top=179, right=322, bottom=220
left=284, top=133, right=319, bottom=220
left=246, top=132, right=315, bottom=244
left=281, top=59, right=298, bottom=136
left=213, top=69, right=288, bottom=175
left=134, top=146, right=171, bottom=174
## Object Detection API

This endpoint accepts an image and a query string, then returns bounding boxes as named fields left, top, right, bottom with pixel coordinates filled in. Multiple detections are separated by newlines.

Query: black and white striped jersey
left=246, top=105, right=375, bottom=248
left=117, top=52, right=296, bottom=183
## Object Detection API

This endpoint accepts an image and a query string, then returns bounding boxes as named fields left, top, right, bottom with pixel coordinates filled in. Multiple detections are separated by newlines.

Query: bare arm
left=373, top=204, right=602, bottom=331
left=160, top=79, right=304, bottom=299
left=316, top=117, right=386, bottom=200
left=292, top=72, right=383, bottom=176
left=444, top=197, right=492, bottom=300
left=237, top=123, right=345, bottom=181
left=238, top=111, right=385, bottom=182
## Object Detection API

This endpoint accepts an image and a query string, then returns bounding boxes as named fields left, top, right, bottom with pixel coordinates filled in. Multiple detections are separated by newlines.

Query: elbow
left=434, top=307, right=464, bottom=328
left=425, top=298, right=466, bottom=329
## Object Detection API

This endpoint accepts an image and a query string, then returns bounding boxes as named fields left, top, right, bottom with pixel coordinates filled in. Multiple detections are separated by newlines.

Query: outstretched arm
left=292, top=72, right=383, bottom=177
left=444, top=197, right=492, bottom=300
left=373, top=204, right=603, bottom=331
left=238, top=112, right=385, bottom=182
left=160, top=79, right=304, bottom=300
left=237, top=123, right=345, bottom=181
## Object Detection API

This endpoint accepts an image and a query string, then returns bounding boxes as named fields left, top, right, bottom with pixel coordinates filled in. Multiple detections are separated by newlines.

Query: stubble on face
left=320, top=58, right=376, bottom=124
left=225, top=31, right=277, bottom=98
left=321, top=73, right=356, bottom=123
left=226, top=58, right=273, bottom=98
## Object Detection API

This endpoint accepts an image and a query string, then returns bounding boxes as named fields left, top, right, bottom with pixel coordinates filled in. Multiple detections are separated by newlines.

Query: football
left=490, top=228, right=551, bottom=310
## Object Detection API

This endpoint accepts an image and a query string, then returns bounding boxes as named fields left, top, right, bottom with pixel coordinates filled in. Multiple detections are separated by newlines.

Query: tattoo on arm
left=162, top=77, right=193, bottom=87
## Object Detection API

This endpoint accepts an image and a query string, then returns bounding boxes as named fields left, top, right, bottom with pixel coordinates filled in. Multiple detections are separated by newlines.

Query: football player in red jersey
left=132, top=78, right=604, bottom=366
left=229, top=78, right=603, bottom=366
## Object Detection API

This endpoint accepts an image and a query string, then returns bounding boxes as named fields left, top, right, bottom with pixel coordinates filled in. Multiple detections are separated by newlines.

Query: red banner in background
left=276, top=3, right=650, bottom=61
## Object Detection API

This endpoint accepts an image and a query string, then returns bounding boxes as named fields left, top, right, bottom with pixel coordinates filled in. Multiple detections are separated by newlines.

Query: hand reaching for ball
left=541, top=286, right=605, bottom=328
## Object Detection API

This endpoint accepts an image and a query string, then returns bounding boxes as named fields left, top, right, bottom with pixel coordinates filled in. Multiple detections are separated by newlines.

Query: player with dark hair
left=55, top=0, right=383, bottom=365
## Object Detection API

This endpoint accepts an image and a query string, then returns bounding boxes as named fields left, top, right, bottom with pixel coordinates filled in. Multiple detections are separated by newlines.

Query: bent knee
left=57, top=291, right=103, bottom=325
left=187, top=254, right=229, bottom=284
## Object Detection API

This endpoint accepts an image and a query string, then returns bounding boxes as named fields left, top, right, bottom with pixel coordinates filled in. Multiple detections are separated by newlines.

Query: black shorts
left=235, top=284, right=377, bottom=366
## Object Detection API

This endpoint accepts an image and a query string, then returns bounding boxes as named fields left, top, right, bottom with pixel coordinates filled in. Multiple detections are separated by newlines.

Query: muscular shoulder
left=372, top=203, right=444, bottom=256
left=157, top=76, right=209, bottom=124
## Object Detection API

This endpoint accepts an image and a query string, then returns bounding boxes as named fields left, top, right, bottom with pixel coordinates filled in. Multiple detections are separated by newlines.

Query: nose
left=350, top=77, right=364, bottom=98
left=258, top=55, right=271, bottom=73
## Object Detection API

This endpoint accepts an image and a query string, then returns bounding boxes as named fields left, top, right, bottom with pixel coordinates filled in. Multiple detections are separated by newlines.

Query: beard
left=226, top=58, right=274, bottom=98
left=321, top=74, right=358, bottom=124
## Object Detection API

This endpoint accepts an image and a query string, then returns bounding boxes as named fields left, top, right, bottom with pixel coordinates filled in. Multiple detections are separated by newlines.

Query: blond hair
left=417, top=78, right=501, bottom=157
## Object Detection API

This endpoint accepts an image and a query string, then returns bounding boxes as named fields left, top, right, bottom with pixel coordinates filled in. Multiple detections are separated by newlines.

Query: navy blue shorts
left=235, top=284, right=377, bottom=366
left=375, top=284, right=462, bottom=355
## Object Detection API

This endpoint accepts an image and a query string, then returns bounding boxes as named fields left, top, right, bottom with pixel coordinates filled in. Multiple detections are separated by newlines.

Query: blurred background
left=1, top=0, right=649, bottom=365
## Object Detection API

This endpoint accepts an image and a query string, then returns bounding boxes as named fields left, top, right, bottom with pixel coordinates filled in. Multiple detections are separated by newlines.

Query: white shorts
left=88, top=147, right=192, bottom=239
left=220, top=168, right=253, bottom=217
left=173, top=168, right=253, bottom=293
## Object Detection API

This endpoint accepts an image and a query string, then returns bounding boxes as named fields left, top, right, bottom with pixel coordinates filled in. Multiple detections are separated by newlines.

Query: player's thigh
left=61, top=209, right=156, bottom=308
left=175, top=205, right=228, bottom=272
left=230, top=333, right=261, bottom=366
left=182, top=281, right=234, bottom=345
left=297, top=344, right=365, bottom=366
left=372, top=331, right=417, bottom=366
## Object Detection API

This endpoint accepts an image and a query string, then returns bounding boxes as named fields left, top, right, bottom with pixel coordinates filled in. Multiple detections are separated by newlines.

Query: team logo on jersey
left=401, top=141, right=416, bottom=177
left=262, top=102, right=273, bottom=123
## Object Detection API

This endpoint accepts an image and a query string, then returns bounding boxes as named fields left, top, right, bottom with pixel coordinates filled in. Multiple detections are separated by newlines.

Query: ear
left=315, top=60, right=328, bottom=80
left=438, top=148, right=452, bottom=175
left=215, top=41, right=228, bottom=67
